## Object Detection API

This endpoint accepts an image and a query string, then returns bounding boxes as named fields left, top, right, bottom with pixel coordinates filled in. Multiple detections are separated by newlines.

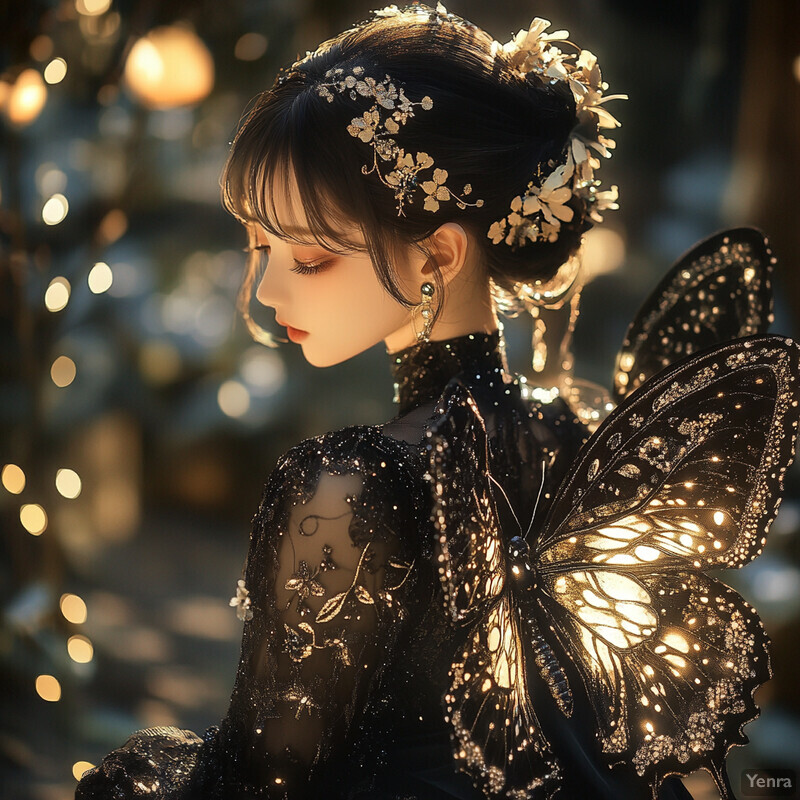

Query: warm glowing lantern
left=124, top=26, right=214, bottom=110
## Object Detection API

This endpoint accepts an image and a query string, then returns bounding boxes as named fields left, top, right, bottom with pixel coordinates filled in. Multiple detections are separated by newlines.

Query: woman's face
left=249, top=178, right=422, bottom=367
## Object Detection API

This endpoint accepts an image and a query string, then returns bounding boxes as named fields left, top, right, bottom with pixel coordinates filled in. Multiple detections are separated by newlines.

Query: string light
left=60, top=593, right=88, bottom=624
left=56, top=468, right=82, bottom=499
left=20, top=503, right=48, bottom=535
left=45, top=277, right=71, bottom=312
left=2, top=463, right=26, bottom=494
left=35, top=674, right=61, bottom=702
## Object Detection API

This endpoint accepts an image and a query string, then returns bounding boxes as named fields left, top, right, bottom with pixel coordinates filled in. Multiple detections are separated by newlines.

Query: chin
left=301, top=345, right=353, bottom=368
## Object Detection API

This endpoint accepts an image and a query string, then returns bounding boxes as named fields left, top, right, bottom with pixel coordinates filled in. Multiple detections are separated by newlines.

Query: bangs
left=220, top=89, right=370, bottom=256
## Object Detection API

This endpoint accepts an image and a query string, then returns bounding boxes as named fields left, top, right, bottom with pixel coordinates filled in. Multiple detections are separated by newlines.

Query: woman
left=77, top=5, right=791, bottom=799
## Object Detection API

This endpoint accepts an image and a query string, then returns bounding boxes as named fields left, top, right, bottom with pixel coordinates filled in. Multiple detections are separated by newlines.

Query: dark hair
left=221, top=5, right=590, bottom=337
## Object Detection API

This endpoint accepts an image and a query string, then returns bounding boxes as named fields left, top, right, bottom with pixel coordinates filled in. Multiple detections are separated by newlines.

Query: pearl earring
left=412, top=282, right=435, bottom=343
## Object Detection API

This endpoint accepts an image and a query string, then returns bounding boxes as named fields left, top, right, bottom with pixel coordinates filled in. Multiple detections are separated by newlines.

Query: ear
left=422, top=223, right=471, bottom=287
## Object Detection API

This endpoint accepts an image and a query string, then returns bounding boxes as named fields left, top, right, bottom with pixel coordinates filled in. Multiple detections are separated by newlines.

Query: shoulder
left=254, top=424, right=422, bottom=522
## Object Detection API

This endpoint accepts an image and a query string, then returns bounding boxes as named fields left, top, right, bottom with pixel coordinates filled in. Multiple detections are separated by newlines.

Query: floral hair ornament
left=315, top=5, right=484, bottom=217
left=487, top=18, right=627, bottom=247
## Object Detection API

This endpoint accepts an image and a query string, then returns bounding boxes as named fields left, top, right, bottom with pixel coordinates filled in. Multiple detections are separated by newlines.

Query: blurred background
left=1, top=1, right=799, bottom=798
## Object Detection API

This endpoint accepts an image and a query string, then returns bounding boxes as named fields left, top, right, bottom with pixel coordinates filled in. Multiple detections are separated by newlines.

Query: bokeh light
left=67, top=634, right=94, bottom=663
left=29, top=35, right=54, bottom=62
left=35, top=674, right=61, bottom=702
left=234, top=33, right=268, bottom=61
left=44, top=57, right=68, bottom=85
left=51, top=355, right=77, bottom=387
left=88, top=261, right=113, bottom=293
left=36, top=164, right=67, bottom=195
left=45, top=277, right=71, bottom=312
left=124, top=26, right=214, bottom=110
left=75, top=0, right=112, bottom=15
left=20, top=503, right=48, bottom=535
left=2, top=463, right=26, bottom=494
left=580, top=227, right=627, bottom=280
left=60, top=593, right=88, bottom=624
left=73, top=762, right=95, bottom=781
left=42, top=193, right=69, bottom=225
left=7, top=69, right=47, bottom=126
left=139, top=339, right=182, bottom=384
left=56, top=468, right=82, bottom=499
left=218, top=380, right=250, bottom=417
left=98, top=208, right=128, bottom=244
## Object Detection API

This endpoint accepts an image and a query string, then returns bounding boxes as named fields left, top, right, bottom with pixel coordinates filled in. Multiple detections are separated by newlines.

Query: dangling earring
left=412, top=281, right=435, bottom=343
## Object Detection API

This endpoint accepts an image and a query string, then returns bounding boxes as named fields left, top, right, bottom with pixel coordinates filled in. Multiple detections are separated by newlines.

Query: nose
left=254, top=249, right=287, bottom=308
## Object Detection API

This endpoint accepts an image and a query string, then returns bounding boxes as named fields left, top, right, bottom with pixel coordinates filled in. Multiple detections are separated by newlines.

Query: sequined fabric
left=77, top=331, right=598, bottom=799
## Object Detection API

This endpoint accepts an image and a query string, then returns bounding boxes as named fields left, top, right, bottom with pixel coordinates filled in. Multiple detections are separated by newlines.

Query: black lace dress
left=76, top=331, right=699, bottom=799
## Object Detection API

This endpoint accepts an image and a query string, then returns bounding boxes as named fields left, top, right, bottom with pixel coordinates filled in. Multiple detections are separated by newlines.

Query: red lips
left=276, top=318, right=308, bottom=343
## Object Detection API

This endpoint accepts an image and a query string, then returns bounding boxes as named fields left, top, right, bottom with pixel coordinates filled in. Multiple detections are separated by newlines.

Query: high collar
left=389, top=330, right=510, bottom=414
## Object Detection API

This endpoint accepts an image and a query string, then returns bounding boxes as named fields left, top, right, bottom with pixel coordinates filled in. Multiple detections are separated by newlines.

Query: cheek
left=298, top=259, right=411, bottom=366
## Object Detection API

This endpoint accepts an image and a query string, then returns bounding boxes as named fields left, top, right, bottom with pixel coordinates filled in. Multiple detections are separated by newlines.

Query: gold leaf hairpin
left=316, top=65, right=484, bottom=217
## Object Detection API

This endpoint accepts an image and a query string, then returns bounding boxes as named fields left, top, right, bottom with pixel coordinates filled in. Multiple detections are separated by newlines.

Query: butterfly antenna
left=524, top=457, right=549, bottom=541
left=487, top=474, right=524, bottom=537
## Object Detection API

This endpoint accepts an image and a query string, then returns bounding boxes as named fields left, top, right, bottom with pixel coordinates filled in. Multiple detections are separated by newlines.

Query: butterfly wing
left=535, top=335, right=800, bottom=796
left=428, top=381, right=561, bottom=799
left=613, top=227, right=775, bottom=403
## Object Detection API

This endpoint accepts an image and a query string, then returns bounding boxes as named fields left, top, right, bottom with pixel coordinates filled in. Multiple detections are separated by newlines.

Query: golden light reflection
left=124, top=26, right=214, bottom=110
left=7, top=69, right=47, bottom=125
left=218, top=380, right=250, bottom=417
left=42, top=193, right=69, bottom=225
left=88, top=261, right=113, bottom=293
left=51, top=355, right=77, bottom=387
left=20, top=503, right=48, bottom=535
left=67, top=634, right=94, bottom=663
left=56, top=468, right=82, bottom=499
left=44, top=58, right=68, bottom=84
left=45, top=277, right=71, bottom=312
left=2, top=463, right=26, bottom=494
left=794, top=54, right=800, bottom=84
left=60, top=593, right=88, bottom=624
left=35, top=674, right=61, bottom=702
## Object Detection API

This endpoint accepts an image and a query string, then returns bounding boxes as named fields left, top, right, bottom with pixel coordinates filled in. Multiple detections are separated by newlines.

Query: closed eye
left=290, top=259, right=335, bottom=276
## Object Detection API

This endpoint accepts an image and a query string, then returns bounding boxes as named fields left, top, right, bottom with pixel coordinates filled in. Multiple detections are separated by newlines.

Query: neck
left=389, top=330, right=509, bottom=414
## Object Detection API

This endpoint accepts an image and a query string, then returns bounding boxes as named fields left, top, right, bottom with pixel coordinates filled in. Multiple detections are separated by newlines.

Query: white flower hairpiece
left=488, top=19, right=627, bottom=247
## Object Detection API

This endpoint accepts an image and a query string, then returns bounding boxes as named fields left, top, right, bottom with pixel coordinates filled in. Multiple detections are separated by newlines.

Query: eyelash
left=242, top=245, right=334, bottom=276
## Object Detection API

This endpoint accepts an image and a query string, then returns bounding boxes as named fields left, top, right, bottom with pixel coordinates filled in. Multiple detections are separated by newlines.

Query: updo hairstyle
left=221, top=5, right=590, bottom=337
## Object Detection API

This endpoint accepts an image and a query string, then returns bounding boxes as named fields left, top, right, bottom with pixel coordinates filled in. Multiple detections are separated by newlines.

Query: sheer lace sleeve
left=205, top=425, right=421, bottom=797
